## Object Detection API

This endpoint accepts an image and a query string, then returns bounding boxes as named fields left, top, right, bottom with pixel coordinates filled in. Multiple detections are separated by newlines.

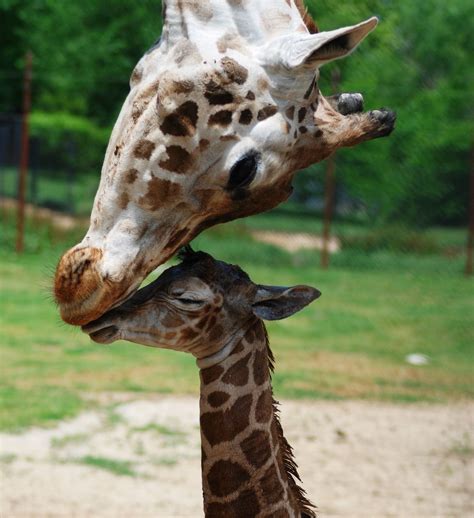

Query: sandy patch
left=1, top=396, right=472, bottom=517
left=251, top=231, right=340, bottom=253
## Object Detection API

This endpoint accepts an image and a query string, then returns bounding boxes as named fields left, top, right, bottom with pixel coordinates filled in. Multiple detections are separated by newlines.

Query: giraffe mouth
left=87, top=325, right=120, bottom=344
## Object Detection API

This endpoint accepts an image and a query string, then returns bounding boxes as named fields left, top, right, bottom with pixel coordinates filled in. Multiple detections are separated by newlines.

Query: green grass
left=0, top=209, right=473, bottom=431
left=79, top=456, right=136, bottom=477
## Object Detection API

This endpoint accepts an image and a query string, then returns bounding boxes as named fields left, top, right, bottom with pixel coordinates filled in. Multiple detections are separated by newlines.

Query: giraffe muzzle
left=54, top=245, right=138, bottom=326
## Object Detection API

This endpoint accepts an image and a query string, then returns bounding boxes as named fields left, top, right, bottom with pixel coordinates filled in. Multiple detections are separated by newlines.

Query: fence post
left=16, top=50, right=32, bottom=253
left=320, top=67, right=340, bottom=269
left=465, top=145, right=474, bottom=276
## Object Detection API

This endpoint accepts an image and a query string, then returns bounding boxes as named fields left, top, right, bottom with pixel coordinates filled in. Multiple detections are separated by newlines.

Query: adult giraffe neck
left=161, top=0, right=311, bottom=50
left=198, top=319, right=315, bottom=517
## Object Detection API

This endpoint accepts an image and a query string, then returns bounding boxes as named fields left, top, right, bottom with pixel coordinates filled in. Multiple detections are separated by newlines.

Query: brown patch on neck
left=200, top=394, right=252, bottom=446
left=221, top=352, right=251, bottom=386
left=206, top=489, right=260, bottom=517
left=201, top=364, right=224, bottom=384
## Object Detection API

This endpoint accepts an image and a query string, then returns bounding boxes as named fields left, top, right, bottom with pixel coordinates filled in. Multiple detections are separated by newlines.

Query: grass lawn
left=0, top=210, right=473, bottom=431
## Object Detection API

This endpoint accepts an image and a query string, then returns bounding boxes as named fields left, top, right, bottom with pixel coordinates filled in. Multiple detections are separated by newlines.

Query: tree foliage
left=307, top=0, right=473, bottom=225
left=1, top=0, right=471, bottom=225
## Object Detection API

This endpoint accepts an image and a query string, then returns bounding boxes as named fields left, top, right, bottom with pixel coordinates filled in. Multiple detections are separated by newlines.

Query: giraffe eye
left=169, top=288, right=204, bottom=306
left=177, top=297, right=202, bottom=305
left=227, top=151, right=260, bottom=191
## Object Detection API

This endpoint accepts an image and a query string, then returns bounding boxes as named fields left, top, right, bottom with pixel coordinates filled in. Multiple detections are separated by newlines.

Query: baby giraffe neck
left=199, top=319, right=315, bottom=518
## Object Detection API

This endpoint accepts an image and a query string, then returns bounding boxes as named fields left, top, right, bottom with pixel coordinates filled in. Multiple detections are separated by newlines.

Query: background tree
left=1, top=0, right=472, bottom=226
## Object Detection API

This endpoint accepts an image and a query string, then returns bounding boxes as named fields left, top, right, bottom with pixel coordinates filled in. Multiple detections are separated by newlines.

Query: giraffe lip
left=87, top=325, right=120, bottom=344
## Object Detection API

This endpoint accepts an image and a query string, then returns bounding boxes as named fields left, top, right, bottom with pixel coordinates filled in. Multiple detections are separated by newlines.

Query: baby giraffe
left=83, top=247, right=320, bottom=518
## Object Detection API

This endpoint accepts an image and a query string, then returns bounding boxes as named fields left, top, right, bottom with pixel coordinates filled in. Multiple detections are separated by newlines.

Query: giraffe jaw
left=88, top=325, right=120, bottom=345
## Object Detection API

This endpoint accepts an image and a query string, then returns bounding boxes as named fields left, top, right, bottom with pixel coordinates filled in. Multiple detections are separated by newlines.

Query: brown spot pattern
left=298, top=107, right=307, bottom=123
left=159, top=146, right=194, bottom=174
left=260, top=464, right=286, bottom=506
left=161, top=312, right=185, bottom=328
left=119, top=192, right=129, bottom=210
left=206, top=489, right=260, bottom=518
left=221, top=353, right=251, bottom=386
left=160, top=101, right=198, bottom=137
left=126, top=168, right=139, bottom=184
left=255, top=389, right=273, bottom=424
left=253, top=347, right=268, bottom=385
left=221, top=57, right=248, bottom=85
left=201, top=364, right=224, bottom=385
left=133, top=139, right=155, bottom=160
left=209, top=110, right=233, bottom=126
left=181, top=327, right=199, bottom=341
left=172, top=79, right=194, bottom=94
left=201, top=394, right=252, bottom=446
left=140, top=177, right=182, bottom=211
left=207, top=460, right=249, bottom=497
left=208, top=324, right=224, bottom=342
left=229, top=341, right=245, bottom=357
left=199, top=139, right=210, bottom=151
left=205, top=81, right=234, bottom=105
left=241, top=430, right=272, bottom=469
left=207, top=391, right=230, bottom=408
left=244, top=326, right=255, bottom=344
left=239, top=109, right=253, bottom=125
left=257, top=105, right=278, bottom=121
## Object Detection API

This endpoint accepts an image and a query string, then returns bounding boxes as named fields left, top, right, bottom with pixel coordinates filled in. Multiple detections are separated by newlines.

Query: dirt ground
left=1, top=395, right=472, bottom=518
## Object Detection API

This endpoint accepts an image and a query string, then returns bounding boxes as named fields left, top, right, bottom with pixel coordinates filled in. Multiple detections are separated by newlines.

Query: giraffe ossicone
left=82, top=247, right=320, bottom=517
left=55, top=0, right=395, bottom=326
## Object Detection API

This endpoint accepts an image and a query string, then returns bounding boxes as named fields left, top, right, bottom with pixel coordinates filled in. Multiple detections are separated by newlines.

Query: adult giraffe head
left=55, top=0, right=395, bottom=325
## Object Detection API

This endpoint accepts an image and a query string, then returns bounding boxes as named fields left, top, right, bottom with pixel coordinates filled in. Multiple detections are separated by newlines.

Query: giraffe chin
left=88, top=325, right=119, bottom=345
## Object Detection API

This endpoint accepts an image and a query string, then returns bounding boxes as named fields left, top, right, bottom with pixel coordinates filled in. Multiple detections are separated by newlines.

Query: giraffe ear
left=252, top=285, right=321, bottom=321
left=260, top=17, right=378, bottom=69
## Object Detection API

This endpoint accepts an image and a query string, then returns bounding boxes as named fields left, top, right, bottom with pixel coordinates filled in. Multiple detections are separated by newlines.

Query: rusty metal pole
left=16, top=50, right=32, bottom=253
left=465, top=146, right=474, bottom=276
left=320, top=67, right=340, bottom=269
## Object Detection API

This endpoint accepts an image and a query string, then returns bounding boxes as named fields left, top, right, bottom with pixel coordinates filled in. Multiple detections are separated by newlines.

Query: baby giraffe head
left=55, top=0, right=394, bottom=325
left=82, top=247, right=320, bottom=361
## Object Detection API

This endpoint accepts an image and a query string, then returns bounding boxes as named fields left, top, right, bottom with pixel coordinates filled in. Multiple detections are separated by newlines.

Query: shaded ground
left=1, top=395, right=472, bottom=517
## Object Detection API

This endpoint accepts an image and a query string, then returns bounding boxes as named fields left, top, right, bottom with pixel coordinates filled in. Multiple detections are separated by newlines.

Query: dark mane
left=177, top=245, right=210, bottom=264
left=263, top=326, right=317, bottom=517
